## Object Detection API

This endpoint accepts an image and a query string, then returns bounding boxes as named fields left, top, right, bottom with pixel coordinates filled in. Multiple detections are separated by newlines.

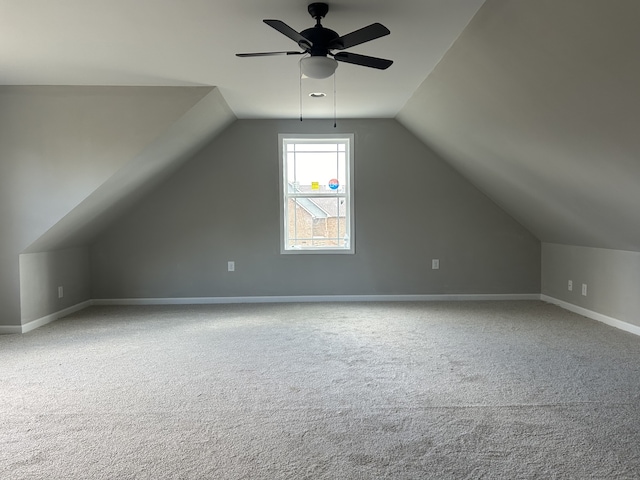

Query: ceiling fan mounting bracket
left=308, top=3, right=329, bottom=20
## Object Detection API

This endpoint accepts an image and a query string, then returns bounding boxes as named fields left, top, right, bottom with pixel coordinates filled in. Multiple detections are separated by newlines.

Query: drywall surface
left=542, top=243, right=640, bottom=328
left=0, top=85, right=215, bottom=326
left=91, top=119, right=540, bottom=299
left=19, top=248, right=90, bottom=324
left=397, top=0, right=640, bottom=252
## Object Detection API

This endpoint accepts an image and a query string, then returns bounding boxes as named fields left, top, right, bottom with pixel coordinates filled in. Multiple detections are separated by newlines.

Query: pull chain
left=299, top=60, right=303, bottom=122
left=333, top=69, right=337, bottom=128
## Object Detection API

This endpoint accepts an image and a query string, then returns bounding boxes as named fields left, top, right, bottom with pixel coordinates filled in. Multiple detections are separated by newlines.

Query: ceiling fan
left=236, top=2, right=393, bottom=79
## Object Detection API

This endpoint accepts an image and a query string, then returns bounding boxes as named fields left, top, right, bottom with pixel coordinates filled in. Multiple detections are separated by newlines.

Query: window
left=279, top=134, right=354, bottom=254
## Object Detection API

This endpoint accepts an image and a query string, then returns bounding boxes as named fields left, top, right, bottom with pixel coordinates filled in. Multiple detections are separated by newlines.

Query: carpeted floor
left=1, top=301, right=640, bottom=479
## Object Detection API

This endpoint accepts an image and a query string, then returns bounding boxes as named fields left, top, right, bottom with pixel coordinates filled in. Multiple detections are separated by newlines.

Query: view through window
left=279, top=134, right=354, bottom=253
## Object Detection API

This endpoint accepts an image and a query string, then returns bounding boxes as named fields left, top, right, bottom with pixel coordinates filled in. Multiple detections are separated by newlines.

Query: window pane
left=286, top=153, right=347, bottom=193
left=287, top=198, right=314, bottom=248
left=285, top=196, right=349, bottom=248
left=293, top=143, right=340, bottom=152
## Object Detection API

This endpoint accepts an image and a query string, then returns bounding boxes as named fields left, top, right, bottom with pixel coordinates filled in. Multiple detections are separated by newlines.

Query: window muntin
left=279, top=134, right=354, bottom=254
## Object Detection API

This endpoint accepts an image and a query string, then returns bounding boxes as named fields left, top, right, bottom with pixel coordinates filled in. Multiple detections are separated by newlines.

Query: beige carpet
left=2, top=301, right=640, bottom=479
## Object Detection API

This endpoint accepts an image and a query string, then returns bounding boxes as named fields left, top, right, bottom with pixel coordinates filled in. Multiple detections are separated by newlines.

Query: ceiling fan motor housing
left=300, top=26, right=340, bottom=56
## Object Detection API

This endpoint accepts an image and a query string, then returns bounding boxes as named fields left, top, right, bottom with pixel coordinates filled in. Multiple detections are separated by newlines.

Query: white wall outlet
left=227, top=261, right=235, bottom=272
left=432, top=259, right=440, bottom=270
left=582, top=283, right=587, bottom=296
left=568, top=280, right=573, bottom=291
left=58, top=286, right=64, bottom=298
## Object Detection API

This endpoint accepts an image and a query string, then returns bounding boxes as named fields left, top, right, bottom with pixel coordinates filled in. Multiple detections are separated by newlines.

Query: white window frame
left=279, top=133, right=355, bottom=254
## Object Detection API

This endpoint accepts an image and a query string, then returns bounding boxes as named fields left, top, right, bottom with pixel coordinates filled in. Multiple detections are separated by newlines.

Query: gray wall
left=19, top=247, right=91, bottom=324
left=0, top=85, right=232, bottom=327
left=90, top=119, right=540, bottom=299
left=542, top=243, right=640, bottom=328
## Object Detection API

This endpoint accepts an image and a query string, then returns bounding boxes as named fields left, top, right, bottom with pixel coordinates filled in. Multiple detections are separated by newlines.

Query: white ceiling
left=0, top=0, right=484, bottom=119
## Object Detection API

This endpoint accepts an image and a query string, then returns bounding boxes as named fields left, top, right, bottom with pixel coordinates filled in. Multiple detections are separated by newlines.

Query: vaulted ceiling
left=2, top=0, right=639, bottom=253
left=398, top=0, right=640, bottom=252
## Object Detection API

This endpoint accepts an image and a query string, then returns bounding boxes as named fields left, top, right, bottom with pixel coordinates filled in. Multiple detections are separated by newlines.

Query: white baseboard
left=5, top=294, right=638, bottom=341
left=541, top=294, right=640, bottom=337
left=92, top=293, right=539, bottom=306
left=0, top=325, right=23, bottom=335
left=19, top=300, right=94, bottom=334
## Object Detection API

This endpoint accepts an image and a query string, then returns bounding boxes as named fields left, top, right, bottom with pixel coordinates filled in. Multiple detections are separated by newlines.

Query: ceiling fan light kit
left=300, top=56, right=338, bottom=79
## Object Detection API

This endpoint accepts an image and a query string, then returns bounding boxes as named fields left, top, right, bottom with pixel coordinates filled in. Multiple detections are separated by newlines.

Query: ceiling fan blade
left=236, top=51, right=304, bottom=57
left=333, top=52, right=393, bottom=70
left=330, top=23, right=390, bottom=50
left=263, top=19, right=312, bottom=49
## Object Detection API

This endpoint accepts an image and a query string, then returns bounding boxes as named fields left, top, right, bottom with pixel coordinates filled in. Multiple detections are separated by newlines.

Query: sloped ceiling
left=3, top=0, right=639, bottom=255
left=23, top=87, right=235, bottom=253
left=398, top=0, right=640, bottom=252
left=0, top=85, right=220, bottom=252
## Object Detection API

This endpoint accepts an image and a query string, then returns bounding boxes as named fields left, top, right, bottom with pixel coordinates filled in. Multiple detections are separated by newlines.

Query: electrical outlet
left=227, top=261, right=235, bottom=272
left=582, top=283, right=587, bottom=296
left=568, top=280, right=573, bottom=291
left=432, top=259, right=440, bottom=270
left=58, top=286, right=64, bottom=298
